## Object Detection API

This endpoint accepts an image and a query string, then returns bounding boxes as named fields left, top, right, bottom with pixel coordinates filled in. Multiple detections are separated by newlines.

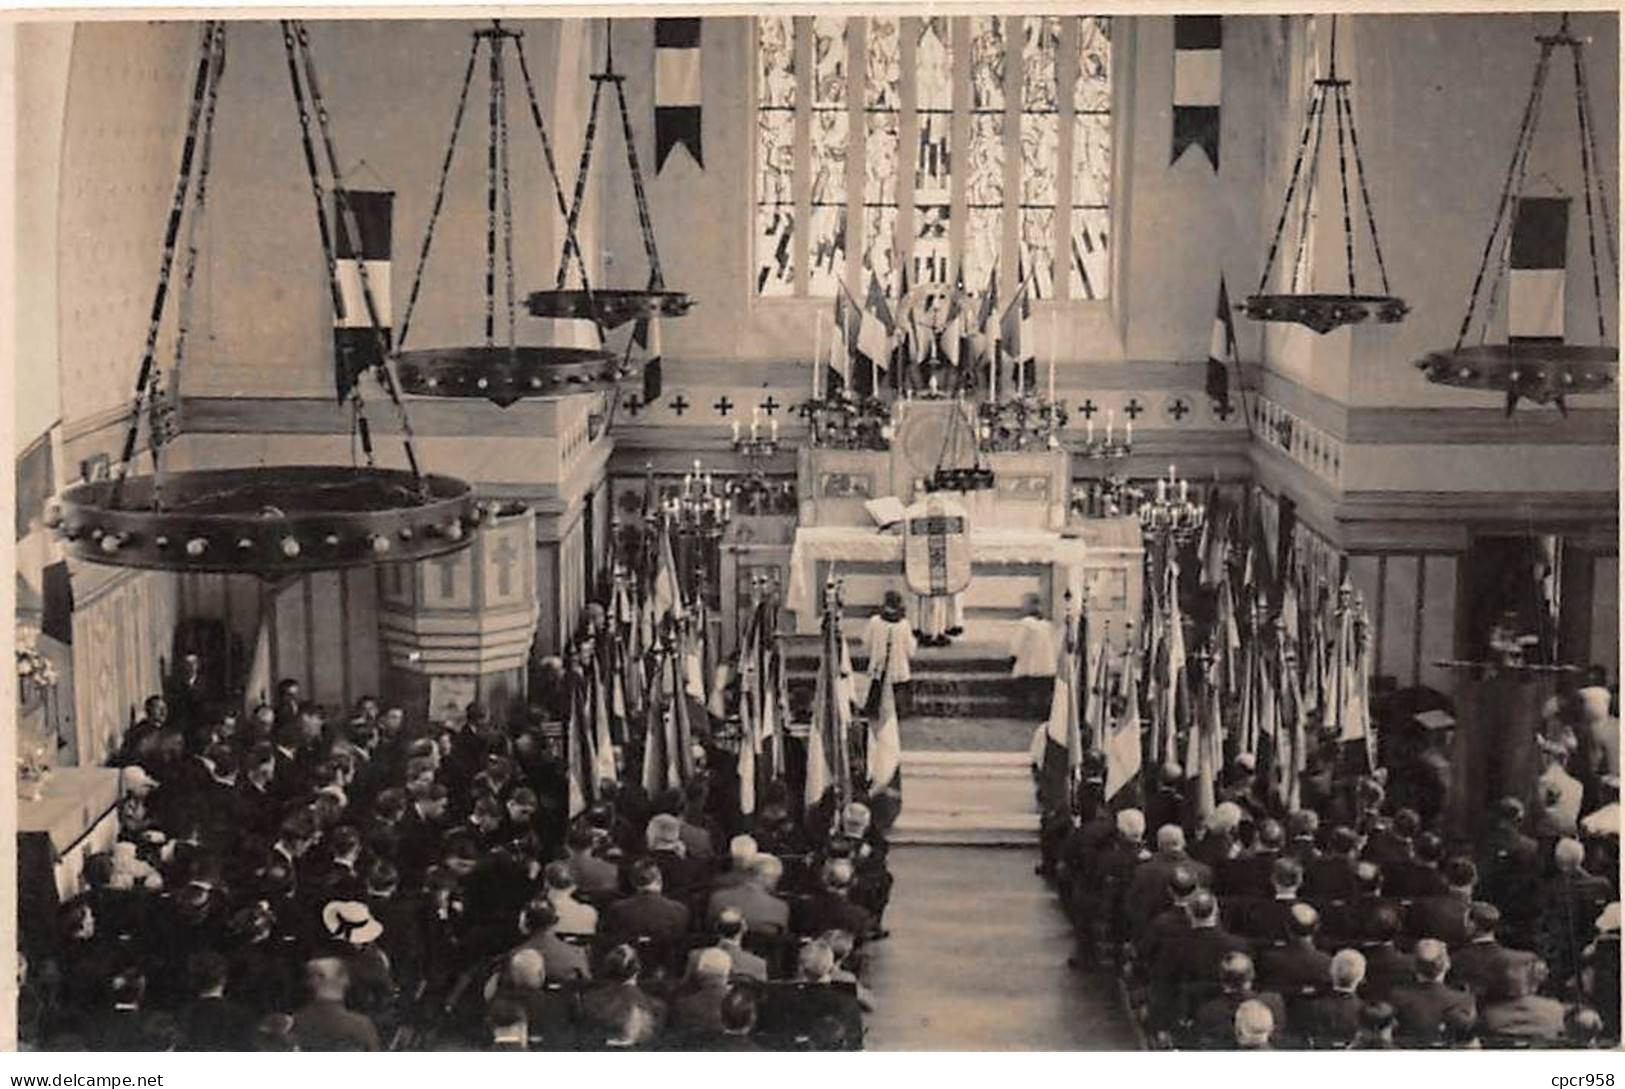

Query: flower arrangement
left=17, top=644, right=59, bottom=701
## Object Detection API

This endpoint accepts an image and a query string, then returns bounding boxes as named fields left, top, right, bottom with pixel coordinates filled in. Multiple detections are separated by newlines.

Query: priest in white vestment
left=863, top=590, right=917, bottom=718
left=1009, top=594, right=1058, bottom=718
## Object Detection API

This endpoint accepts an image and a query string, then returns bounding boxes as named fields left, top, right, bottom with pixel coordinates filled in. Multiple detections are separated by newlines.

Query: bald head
left=1117, top=809, right=1146, bottom=841
left=1414, top=939, right=1450, bottom=981
left=798, top=940, right=836, bottom=982
left=508, top=948, right=546, bottom=990
left=1156, top=824, right=1186, bottom=854
left=1330, top=949, right=1367, bottom=992
left=1234, top=999, right=1275, bottom=1047
left=750, top=853, right=783, bottom=889
left=693, top=947, right=732, bottom=984
left=1554, top=837, right=1586, bottom=872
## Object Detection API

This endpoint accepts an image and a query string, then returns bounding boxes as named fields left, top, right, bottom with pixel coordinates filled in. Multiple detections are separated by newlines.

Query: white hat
left=321, top=900, right=383, bottom=945
left=121, top=765, right=160, bottom=795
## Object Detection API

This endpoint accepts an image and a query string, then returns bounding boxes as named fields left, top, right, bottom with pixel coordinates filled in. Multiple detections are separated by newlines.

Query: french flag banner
left=1172, top=16, right=1222, bottom=170
left=1509, top=196, right=1569, bottom=343
left=332, top=189, right=393, bottom=403
left=655, top=19, right=703, bottom=173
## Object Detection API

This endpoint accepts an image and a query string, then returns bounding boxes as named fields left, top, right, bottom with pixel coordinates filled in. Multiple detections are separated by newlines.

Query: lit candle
left=1158, top=478, right=1168, bottom=503
left=733, top=419, right=741, bottom=443
left=813, top=312, right=824, bottom=400
left=1048, top=312, right=1057, bottom=402
left=1106, top=409, right=1114, bottom=443
left=1180, top=478, right=1189, bottom=503
left=1087, top=416, right=1095, bottom=443
left=1168, top=464, right=1177, bottom=485
left=770, top=417, right=779, bottom=441
left=1126, top=418, right=1133, bottom=445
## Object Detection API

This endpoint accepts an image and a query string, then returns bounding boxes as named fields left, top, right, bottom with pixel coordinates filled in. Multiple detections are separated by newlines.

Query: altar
left=783, top=518, right=1142, bottom=653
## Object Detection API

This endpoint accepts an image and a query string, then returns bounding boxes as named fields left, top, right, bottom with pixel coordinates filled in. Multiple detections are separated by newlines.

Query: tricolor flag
left=941, top=266, right=966, bottom=368
left=1104, top=646, right=1142, bottom=803
left=632, top=303, right=664, bottom=405
left=641, top=660, right=673, bottom=798
left=1509, top=197, right=1570, bottom=344
left=973, top=265, right=1000, bottom=364
left=831, top=286, right=858, bottom=394
left=332, top=189, right=393, bottom=404
left=1040, top=602, right=1083, bottom=810
left=1172, top=16, right=1222, bottom=169
left=736, top=607, right=761, bottom=816
left=567, top=668, right=595, bottom=818
left=858, top=273, right=895, bottom=374
left=654, top=19, right=703, bottom=172
left=1000, top=265, right=1037, bottom=388
left=590, top=658, right=619, bottom=789
left=1206, top=276, right=1236, bottom=416
left=652, top=524, right=685, bottom=623
left=866, top=672, right=903, bottom=834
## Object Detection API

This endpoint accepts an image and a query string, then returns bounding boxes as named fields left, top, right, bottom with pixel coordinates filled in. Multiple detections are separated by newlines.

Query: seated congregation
left=1041, top=714, right=1621, bottom=1050
left=17, top=683, right=892, bottom=1051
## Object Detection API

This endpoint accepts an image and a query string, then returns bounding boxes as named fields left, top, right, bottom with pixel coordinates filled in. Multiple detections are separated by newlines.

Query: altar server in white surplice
left=1009, top=594, right=1058, bottom=719
left=863, top=590, right=917, bottom=718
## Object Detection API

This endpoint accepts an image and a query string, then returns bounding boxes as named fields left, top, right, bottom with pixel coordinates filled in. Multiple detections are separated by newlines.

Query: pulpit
left=377, top=506, right=539, bottom=722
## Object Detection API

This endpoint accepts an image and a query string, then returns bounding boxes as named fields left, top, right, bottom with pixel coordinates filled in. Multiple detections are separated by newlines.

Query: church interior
left=8, top=10, right=1621, bottom=1053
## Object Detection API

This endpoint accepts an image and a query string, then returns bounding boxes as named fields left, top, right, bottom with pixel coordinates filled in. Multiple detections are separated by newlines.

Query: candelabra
left=1070, top=473, right=1137, bottom=520
left=663, top=460, right=733, bottom=541
left=1080, top=408, right=1133, bottom=461
left=977, top=396, right=1067, bottom=453
left=730, top=405, right=781, bottom=458
left=1137, top=464, right=1206, bottom=543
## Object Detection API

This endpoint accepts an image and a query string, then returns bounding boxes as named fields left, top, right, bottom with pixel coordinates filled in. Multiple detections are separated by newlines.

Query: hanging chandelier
left=1244, top=16, right=1407, bottom=335
left=392, top=22, right=627, bottom=406
left=525, top=23, right=695, bottom=331
left=50, top=22, right=479, bottom=577
left=1415, top=15, right=1616, bottom=414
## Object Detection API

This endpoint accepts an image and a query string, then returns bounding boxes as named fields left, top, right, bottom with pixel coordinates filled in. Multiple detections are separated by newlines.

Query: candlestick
left=1157, top=478, right=1168, bottom=503
left=732, top=419, right=741, bottom=443
left=770, top=417, right=779, bottom=441
left=1126, top=418, right=1133, bottom=445
left=1087, top=417, right=1095, bottom=443
left=1048, top=312, right=1057, bottom=402
left=1180, top=478, right=1189, bottom=503
left=1106, top=409, right=1114, bottom=443
left=813, top=311, right=824, bottom=401
left=990, top=344, right=998, bottom=402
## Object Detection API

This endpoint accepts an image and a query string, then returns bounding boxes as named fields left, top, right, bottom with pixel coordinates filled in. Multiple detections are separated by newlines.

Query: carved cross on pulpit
left=490, top=535, right=520, bottom=597
left=433, top=553, right=462, bottom=600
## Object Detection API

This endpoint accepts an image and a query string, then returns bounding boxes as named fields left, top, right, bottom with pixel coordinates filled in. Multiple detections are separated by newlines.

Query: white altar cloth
left=784, top=525, right=1090, bottom=620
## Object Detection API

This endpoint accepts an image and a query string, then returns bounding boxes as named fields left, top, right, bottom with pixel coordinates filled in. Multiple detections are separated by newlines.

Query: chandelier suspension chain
left=497, top=39, right=518, bottom=350
left=290, top=22, right=424, bottom=486
left=112, top=21, right=219, bottom=508
left=1477, top=44, right=1551, bottom=350
left=1573, top=49, right=1618, bottom=282
left=1453, top=41, right=1553, bottom=351
left=484, top=30, right=501, bottom=347
left=1331, top=84, right=1356, bottom=293
left=1288, top=83, right=1330, bottom=294
left=397, top=38, right=480, bottom=351
left=1568, top=38, right=1609, bottom=341
left=1254, top=75, right=1325, bottom=297
left=556, top=76, right=606, bottom=291
left=1339, top=83, right=1392, bottom=294
left=514, top=35, right=597, bottom=310
left=159, top=21, right=228, bottom=504
left=608, top=54, right=666, bottom=290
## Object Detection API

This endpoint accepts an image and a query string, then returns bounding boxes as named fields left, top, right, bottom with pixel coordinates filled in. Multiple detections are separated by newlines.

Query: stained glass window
left=864, top=16, right=902, bottom=294
left=755, top=14, right=796, bottom=296
left=808, top=16, right=849, bottom=297
left=755, top=14, right=1113, bottom=301
left=1071, top=17, right=1112, bottom=299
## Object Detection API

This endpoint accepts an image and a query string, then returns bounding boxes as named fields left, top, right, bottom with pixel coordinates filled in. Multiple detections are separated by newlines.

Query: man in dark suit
left=1303, top=826, right=1363, bottom=903
left=1283, top=809, right=1322, bottom=866
left=1258, top=903, right=1333, bottom=996
left=1482, top=957, right=1567, bottom=1042
left=489, top=948, right=576, bottom=1050
left=516, top=898, right=593, bottom=984
left=1216, top=818, right=1285, bottom=900
left=1192, top=802, right=1245, bottom=873
left=1539, top=837, right=1615, bottom=989
left=579, top=944, right=668, bottom=1047
left=1126, top=825, right=1213, bottom=941
left=604, top=858, right=691, bottom=941
left=565, top=825, right=621, bottom=896
left=1297, top=948, right=1366, bottom=1046
left=1449, top=902, right=1531, bottom=1000
left=642, top=813, right=710, bottom=901
left=1096, top=809, right=1154, bottom=950
left=709, top=854, right=791, bottom=935
left=1476, top=798, right=1542, bottom=943
left=1388, top=938, right=1476, bottom=1044
left=795, top=859, right=875, bottom=939
left=1385, top=831, right=1450, bottom=900
left=1357, top=905, right=1418, bottom=1002
left=670, top=948, right=734, bottom=1041
left=1233, top=857, right=1308, bottom=945
left=1329, top=861, right=1406, bottom=945
left=688, top=909, right=769, bottom=982
left=1148, top=891, right=1249, bottom=1032
left=757, top=940, right=864, bottom=1050
left=396, top=783, right=450, bottom=887
left=177, top=951, right=254, bottom=1051
left=84, top=967, right=153, bottom=1051
left=1407, top=856, right=1478, bottom=946
left=483, top=998, right=530, bottom=1050
left=1191, top=952, right=1287, bottom=1049
left=290, top=956, right=382, bottom=1051
left=1363, top=808, right=1420, bottom=868
left=1136, top=866, right=1200, bottom=969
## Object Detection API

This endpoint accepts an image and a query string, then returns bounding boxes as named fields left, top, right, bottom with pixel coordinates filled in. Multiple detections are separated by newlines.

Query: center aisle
left=860, top=845, right=1141, bottom=1050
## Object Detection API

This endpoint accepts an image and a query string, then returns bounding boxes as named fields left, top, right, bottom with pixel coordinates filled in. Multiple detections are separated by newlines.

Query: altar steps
left=891, top=749, right=1041, bottom=847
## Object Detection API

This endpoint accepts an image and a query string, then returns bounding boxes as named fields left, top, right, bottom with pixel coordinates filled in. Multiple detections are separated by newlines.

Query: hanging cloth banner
left=1509, top=196, right=1569, bottom=343
left=654, top=18, right=703, bottom=172
left=332, top=189, right=394, bottom=403
left=1172, top=16, right=1222, bottom=170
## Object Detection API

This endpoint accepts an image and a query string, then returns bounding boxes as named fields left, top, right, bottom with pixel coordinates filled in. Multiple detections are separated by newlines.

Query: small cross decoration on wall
left=1124, top=398, right=1145, bottom=420
left=669, top=394, right=691, bottom=417
left=1166, top=397, right=1190, bottom=422
left=760, top=396, right=781, bottom=416
left=713, top=396, right=734, bottom=416
left=1079, top=399, right=1098, bottom=419
left=1212, top=400, right=1235, bottom=422
left=621, top=393, right=644, bottom=416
